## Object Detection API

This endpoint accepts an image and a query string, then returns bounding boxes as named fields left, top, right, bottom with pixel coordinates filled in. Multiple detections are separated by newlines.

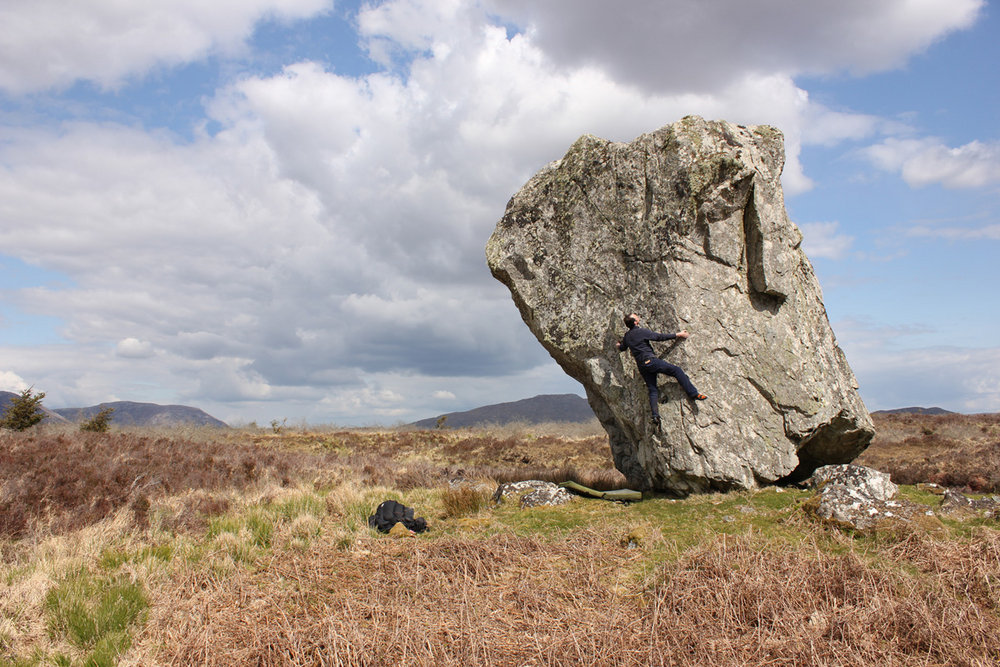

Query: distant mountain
left=411, top=393, right=593, bottom=429
left=52, top=401, right=229, bottom=428
left=0, top=390, right=71, bottom=424
left=1, top=392, right=229, bottom=428
left=872, top=407, right=955, bottom=416
left=2, top=391, right=230, bottom=428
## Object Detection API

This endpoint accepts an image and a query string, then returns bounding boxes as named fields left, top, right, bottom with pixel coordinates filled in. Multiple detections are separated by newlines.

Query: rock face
left=486, top=116, right=874, bottom=494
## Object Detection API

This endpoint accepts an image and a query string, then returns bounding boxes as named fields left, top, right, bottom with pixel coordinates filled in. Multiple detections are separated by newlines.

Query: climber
left=616, top=313, right=707, bottom=427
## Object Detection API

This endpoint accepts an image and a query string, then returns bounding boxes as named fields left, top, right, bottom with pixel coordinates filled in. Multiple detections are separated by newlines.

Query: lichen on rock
left=493, top=480, right=573, bottom=508
left=486, top=116, right=875, bottom=494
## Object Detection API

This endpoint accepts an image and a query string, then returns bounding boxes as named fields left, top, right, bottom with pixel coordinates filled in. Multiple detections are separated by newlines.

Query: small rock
left=520, top=486, right=573, bottom=508
left=620, top=526, right=658, bottom=549
left=809, top=464, right=897, bottom=501
left=388, top=522, right=415, bottom=538
left=940, top=489, right=1000, bottom=518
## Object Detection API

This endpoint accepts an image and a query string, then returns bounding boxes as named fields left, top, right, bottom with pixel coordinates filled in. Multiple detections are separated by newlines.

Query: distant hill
left=0, top=390, right=71, bottom=424
left=52, top=401, right=229, bottom=428
left=0, top=391, right=228, bottom=428
left=872, top=407, right=955, bottom=416
left=411, top=393, right=593, bottom=429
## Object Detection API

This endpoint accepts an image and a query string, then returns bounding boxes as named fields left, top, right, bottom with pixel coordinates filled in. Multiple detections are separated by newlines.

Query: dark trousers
left=639, top=358, right=699, bottom=418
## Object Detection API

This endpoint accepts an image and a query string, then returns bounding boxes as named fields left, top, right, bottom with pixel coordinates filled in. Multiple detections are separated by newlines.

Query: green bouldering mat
left=559, top=480, right=642, bottom=502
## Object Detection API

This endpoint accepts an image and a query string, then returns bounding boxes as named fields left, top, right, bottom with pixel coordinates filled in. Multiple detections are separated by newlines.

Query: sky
left=0, top=0, right=998, bottom=426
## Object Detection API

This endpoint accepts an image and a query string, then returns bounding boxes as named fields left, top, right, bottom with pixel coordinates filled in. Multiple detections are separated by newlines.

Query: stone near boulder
left=940, top=489, right=1000, bottom=519
left=486, top=116, right=874, bottom=494
left=804, top=464, right=939, bottom=533
left=809, top=464, right=897, bottom=502
left=493, top=480, right=573, bottom=508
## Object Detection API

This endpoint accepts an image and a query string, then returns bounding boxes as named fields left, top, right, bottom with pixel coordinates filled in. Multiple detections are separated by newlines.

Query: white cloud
left=907, top=223, right=1000, bottom=240
left=0, top=0, right=331, bottom=93
left=798, top=222, right=855, bottom=260
left=0, top=370, right=30, bottom=393
left=864, top=137, right=1000, bottom=188
left=432, top=390, right=456, bottom=400
left=831, top=319, right=998, bottom=413
left=116, top=338, right=155, bottom=359
left=486, top=0, right=983, bottom=92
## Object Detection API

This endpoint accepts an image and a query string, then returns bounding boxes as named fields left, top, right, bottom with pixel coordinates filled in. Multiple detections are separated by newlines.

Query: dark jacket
left=618, top=326, right=677, bottom=364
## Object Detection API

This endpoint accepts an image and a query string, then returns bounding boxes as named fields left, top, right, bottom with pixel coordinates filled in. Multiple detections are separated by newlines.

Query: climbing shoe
left=692, top=393, right=707, bottom=401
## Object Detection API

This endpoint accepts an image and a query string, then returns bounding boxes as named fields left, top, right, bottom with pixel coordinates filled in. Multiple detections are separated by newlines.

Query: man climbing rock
left=616, top=313, right=706, bottom=427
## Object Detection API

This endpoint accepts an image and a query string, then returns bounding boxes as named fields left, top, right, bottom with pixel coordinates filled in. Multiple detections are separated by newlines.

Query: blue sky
left=1, top=0, right=997, bottom=425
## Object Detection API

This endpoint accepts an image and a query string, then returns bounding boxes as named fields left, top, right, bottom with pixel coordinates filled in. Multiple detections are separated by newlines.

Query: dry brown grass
left=651, top=532, right=1000, bottom=666
left=130, top=529, right=1000, bottom=666
left=3, top=417, right=1000, bottom=666
left=859, top=412, right=1000, bottom=492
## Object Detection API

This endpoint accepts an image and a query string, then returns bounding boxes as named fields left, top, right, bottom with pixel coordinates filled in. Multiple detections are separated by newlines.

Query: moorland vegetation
left=1, top=412, right=999, bottom=665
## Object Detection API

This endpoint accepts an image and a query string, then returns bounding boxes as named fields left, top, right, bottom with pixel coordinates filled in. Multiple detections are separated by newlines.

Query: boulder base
left=487, top=116, right=874, bottom=494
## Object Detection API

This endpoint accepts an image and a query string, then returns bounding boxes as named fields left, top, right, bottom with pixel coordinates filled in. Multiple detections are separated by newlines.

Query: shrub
left=0, top=388, right=46, bottom=431
left=80, top=406, right=114, bottom=433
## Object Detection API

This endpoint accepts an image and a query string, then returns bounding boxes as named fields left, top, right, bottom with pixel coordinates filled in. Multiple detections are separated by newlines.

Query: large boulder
left=486, top=116, right=874, bottom=494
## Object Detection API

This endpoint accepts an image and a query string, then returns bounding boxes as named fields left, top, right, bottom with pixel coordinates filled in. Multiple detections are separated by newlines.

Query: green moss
left=492, top=501, right=603, bottom=537
left=896, top=485, right=946, bottom=507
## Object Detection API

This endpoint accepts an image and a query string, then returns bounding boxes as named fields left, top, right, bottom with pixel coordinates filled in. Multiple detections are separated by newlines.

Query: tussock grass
left=2, top=415, right=1000, bottom=665
left=440, top=485, right=491, bottom=519
left=44, top=567, right=147, bottom=663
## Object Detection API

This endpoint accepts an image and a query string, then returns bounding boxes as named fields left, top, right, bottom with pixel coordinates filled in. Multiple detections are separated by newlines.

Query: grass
left=42, top=567, right=147, bottom=666
left=1, top=413, right=999, bottom=665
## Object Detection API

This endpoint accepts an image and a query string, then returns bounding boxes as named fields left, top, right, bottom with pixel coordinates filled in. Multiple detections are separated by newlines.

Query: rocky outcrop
left=486, top=116, right=874, bottom=494
left=804, top=464, right=942, bottom=533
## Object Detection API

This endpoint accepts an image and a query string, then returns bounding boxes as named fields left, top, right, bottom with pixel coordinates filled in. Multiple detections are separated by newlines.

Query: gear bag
left=367, top=499, right=428, bottom=533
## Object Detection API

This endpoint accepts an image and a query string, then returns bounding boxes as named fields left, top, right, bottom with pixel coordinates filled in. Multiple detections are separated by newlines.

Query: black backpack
left=367, top=500, right=428, bottom=533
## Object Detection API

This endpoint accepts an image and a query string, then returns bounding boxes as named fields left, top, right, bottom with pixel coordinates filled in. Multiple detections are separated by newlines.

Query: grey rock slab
left=487, top=116, right=875, bottom=494
left=493, top=480, right=574, bottom=508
